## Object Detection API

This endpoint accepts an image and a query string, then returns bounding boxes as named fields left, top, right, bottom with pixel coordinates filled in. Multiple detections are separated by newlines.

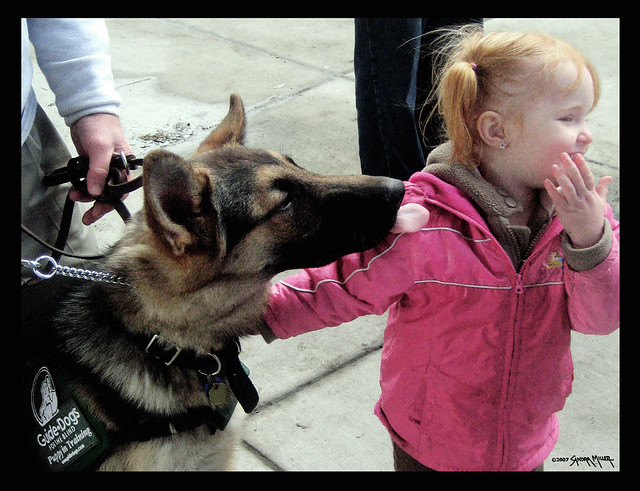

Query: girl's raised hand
left=544, top=152, right=611, bottom=249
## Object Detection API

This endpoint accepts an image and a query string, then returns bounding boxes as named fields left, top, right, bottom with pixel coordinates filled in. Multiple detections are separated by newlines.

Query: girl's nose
left=578, top=124, right=593, bottom=146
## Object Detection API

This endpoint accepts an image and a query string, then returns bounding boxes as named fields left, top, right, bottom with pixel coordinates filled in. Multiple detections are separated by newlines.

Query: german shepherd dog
left=23, top=95, right=406, bottom=470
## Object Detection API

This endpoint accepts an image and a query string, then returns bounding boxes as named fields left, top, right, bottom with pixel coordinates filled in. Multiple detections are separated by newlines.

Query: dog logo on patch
left=545, top=251, right=564, bottom=269
left=31, top=367, right=59, bottom=426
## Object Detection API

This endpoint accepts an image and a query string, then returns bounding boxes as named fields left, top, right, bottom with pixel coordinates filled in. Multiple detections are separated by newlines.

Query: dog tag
left=215, top=397, right=238, bottom=431
left=204, top=379, right=238, bottom=430
left=206, top=381, right=230, bottom=407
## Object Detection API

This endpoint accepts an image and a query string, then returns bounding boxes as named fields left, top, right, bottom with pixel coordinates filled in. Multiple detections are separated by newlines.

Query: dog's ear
left=143, top=149, right=214, bottom=256
left=194, top=94, right=246, bottom=155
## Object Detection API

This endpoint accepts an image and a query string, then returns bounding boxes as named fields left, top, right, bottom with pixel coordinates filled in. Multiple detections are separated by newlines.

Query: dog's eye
left=278, top=195, right=292, bottom=211
left=273, top=179, right=296, bottom=212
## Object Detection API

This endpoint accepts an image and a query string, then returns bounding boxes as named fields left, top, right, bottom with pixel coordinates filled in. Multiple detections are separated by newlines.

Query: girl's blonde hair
left=426, top=25, right=600, bottom=167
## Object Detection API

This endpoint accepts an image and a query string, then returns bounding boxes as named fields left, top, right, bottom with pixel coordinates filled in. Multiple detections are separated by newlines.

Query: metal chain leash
left=22, top=255, right=129, bottom=285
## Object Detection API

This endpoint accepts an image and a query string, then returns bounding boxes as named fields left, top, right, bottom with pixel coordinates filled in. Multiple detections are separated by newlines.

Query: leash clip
left=29, top=255, right=58, bottom=279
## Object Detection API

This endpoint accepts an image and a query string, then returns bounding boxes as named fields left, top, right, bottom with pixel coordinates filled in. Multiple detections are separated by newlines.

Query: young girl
left=260, top=27, right=619, bottom=471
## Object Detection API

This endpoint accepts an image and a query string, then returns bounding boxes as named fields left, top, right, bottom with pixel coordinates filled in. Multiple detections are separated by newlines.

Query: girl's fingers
left=595, top=175, right=612, bottom=202
left=544, top=178, right=563, bottom=204
left=552, top=163, right=576, bottom=201
left=559, top=153, right=589, bottom=195
left=572, top=153, right=596, bottom=191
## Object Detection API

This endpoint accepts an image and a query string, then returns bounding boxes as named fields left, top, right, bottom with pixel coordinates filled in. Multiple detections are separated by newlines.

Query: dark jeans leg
left=355, top=18, right=425, bottom=180
left=354, top=18, right=482, bottom=180
left=415, top=18, right=483, bottom=155
left=392, top=440, right=545, bottom=471
left=392, top=440, right=436, bottom=471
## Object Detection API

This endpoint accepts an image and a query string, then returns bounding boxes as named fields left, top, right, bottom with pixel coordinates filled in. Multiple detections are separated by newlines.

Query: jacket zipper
left=514, top=273, right=524, bottom=294
left=498, top=223, right=563, bottom=469
left=496, top=273, right=524, bottom=470
left=424, top=195, right=563, bottom=469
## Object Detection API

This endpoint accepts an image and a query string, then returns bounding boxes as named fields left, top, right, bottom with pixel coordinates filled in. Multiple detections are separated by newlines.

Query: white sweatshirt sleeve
left=25, top=18, right=121, bottom=126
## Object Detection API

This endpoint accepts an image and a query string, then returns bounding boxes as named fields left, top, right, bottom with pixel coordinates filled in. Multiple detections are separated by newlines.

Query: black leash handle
left=24, top=152, right=145, bottom=264
left=43, top=153, right=143, bottom=188
left=44, top=152, right=144, bottom=222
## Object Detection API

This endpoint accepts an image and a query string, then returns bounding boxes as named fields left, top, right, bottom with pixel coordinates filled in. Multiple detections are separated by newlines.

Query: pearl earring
left=499, top=142, right=507, bottom=150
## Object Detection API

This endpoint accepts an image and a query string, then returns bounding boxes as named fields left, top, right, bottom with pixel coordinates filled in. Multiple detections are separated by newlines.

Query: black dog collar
left=137, top=333, right=259, bottom=413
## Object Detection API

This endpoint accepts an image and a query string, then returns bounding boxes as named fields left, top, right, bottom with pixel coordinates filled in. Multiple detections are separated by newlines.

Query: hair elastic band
left=470, top=62, right=478, bottom=72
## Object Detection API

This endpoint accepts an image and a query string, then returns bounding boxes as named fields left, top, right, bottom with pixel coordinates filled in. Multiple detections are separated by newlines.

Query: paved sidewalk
left=32, top=18, right=619, bottom=471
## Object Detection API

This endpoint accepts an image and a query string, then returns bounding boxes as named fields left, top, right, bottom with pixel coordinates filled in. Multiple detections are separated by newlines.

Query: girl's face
left=506, top=61, right=595, bottom=190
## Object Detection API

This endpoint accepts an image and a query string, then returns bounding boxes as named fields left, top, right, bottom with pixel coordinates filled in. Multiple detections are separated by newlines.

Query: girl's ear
left=476, top=110, right=507, bottom=148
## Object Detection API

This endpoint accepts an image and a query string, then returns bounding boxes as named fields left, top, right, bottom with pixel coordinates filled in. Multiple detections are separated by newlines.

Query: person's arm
left=544, top=152, right=619, bottom=334
left=27, top=18, right=121, bottom=125
left=563, top=208, right=619, bottom=335
left=27, top=18, right=132, bottom=223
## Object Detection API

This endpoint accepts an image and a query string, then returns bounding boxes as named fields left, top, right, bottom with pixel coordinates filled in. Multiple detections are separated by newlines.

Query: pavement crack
left=253, top=342, right=383, bottom=412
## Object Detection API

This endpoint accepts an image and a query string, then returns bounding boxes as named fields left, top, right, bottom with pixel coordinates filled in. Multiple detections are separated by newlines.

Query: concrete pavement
left=32, top=18, right=619, bottom=471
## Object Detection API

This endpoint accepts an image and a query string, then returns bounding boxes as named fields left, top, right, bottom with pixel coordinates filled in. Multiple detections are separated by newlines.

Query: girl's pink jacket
left=264, top=172, right=620, bottom=471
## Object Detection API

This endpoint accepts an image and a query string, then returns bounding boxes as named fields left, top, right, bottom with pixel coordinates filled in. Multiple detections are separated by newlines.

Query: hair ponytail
left=438, top=60, right=479, bottom=166
left=423, top=25, right=486, bottom=167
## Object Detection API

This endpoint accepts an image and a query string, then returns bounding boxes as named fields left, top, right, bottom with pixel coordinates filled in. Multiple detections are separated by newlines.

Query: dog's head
left=142, top=94, right=405, bottom=281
